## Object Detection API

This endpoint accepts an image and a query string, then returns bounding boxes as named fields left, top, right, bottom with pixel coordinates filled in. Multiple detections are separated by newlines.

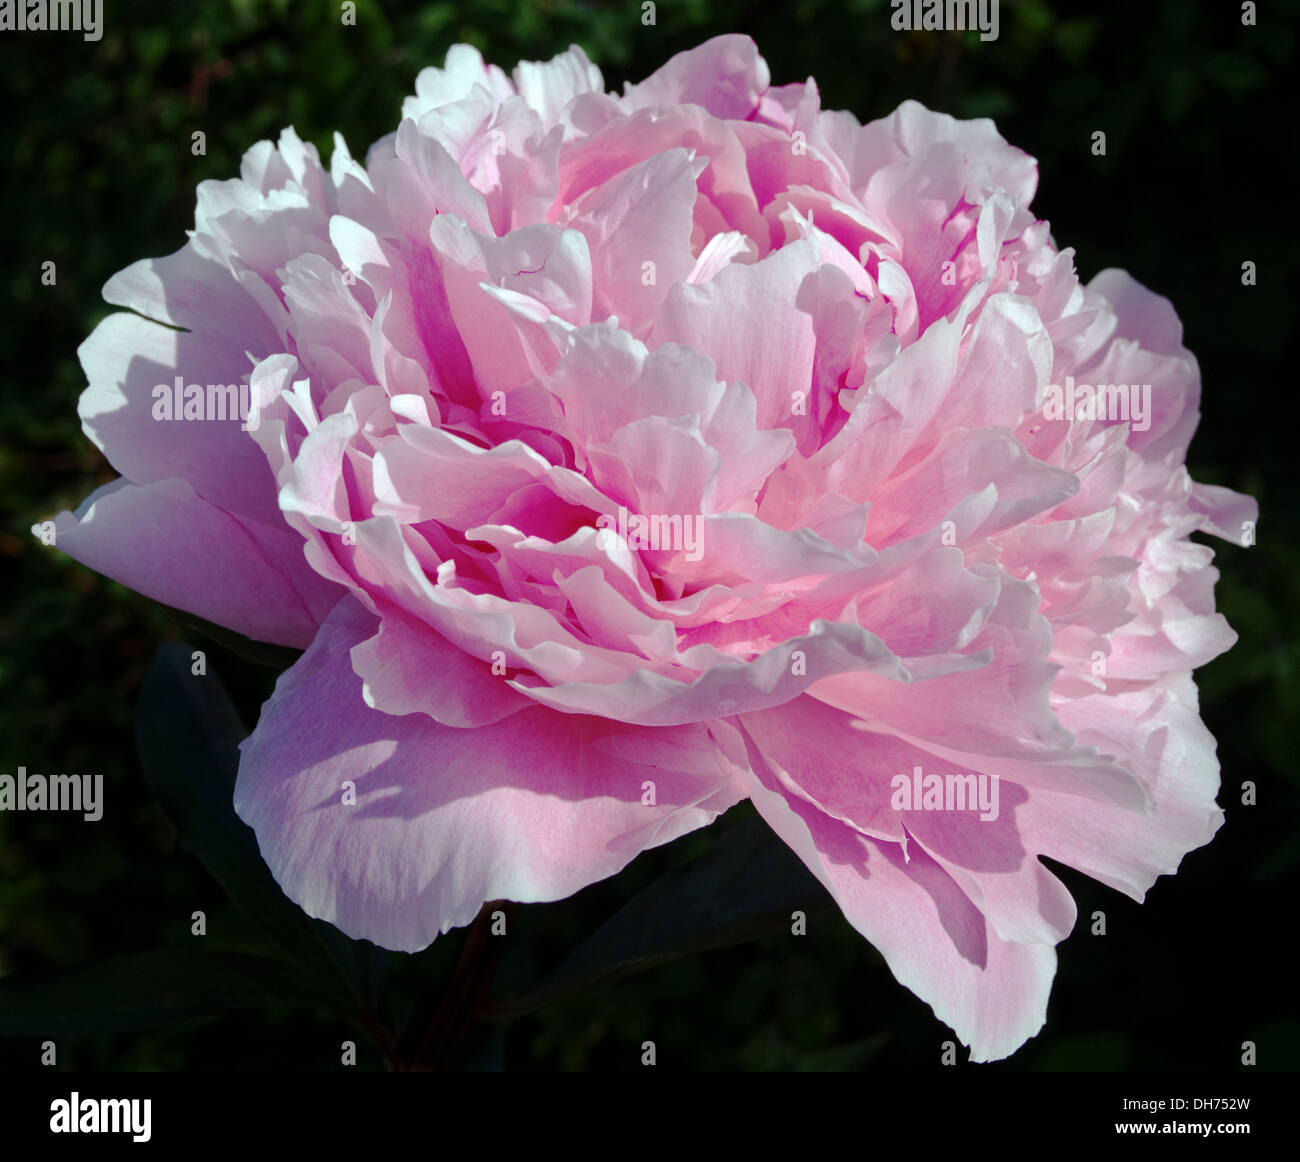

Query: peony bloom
left=46, top=35, right=1254, bottom=1061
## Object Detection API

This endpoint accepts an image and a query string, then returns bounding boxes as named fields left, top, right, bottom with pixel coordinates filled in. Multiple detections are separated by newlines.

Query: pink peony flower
left=47, top=35, right=1254, bottom=1061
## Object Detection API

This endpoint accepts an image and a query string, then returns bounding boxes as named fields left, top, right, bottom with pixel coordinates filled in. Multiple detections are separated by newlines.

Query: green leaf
left=133, top=642, right=357, bottom=1004
left=492, top=813, right=832, bottom=1017
left=0, top=948, right=330, bottom=1037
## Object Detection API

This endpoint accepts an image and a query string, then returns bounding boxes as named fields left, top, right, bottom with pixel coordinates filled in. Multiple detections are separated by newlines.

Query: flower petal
left=235, top=597, right=746, bottom=950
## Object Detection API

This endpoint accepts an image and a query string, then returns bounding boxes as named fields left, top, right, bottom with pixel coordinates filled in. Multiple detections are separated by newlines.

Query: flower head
left=49, top=35, right=1254, bottom=1061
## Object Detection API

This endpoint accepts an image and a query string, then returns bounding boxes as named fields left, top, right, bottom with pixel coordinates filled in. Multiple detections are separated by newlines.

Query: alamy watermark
left=595, top=505, right=704, bottom=562
left=0, top=0, right=102, bottom=41
left=50, top=1093, right=150, bottom=1143
left=890, top=765, right=1000, bottom=821
left=891, top=0, right=999, bottom=41
left=151, top=377, right=260, bottom=431
left=0, top=766, right=102, bottom=821
left=1042, top=376, right=1152, bottom=431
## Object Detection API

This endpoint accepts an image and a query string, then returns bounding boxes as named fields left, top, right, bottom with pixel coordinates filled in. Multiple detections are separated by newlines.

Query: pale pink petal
left=235, top=597, right=745, bottom=951
left=46, top=478, right=341, bottom=647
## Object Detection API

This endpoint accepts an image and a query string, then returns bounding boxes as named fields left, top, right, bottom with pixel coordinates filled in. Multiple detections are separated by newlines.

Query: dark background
left=0, top=0, right=1295, bottom=1071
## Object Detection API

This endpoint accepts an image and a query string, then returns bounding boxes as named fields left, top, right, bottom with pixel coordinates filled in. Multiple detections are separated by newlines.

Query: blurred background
left=0, top=0, right=1295, bottom=1071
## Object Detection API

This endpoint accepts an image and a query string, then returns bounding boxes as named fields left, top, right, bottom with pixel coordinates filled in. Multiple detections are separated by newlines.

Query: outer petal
left=1023, top=673, right=1226, bottom=900
left=512, top=46, right=604, bottom=130
left=738, top=696, right=1077, bottom=947
left=736, top=725, right=1055, bottom=1062
left=234, top=596, right=745, bottom=951
left=46, top=477, right=342, bottom=647
left=77, top=311, right=284, bottom=526
left=618, top=34, right=771, bottom=120
left=403, top=44, right=515, bottom=122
